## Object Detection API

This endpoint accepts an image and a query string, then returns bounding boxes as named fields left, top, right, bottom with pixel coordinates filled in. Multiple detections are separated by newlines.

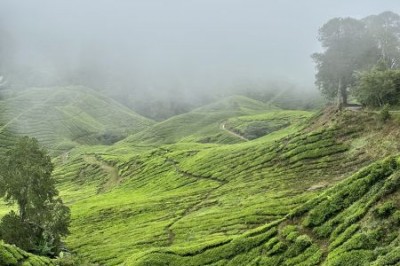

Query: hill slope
left=3, top=92, right=400, bottom=265
left=121, top=95, right=308, bottom=146
left=133, top=156, right=400, bottom=265
left=0, top=86, right=153, bottom=154
left=51, top=107, right=398, bottom=265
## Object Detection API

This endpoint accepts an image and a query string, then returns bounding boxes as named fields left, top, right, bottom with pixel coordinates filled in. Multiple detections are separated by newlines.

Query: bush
left=0, top=211, right=34, bottom=251
left=379, top=104, right=391, bottom=123
left=373, top=201, right=396, bottom=218
left=390, top=210, right=400, bottom=225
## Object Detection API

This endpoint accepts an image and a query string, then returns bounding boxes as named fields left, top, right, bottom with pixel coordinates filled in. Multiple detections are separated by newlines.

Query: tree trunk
left=337, top=78, right=348, bottom=109
left=337, top=78, right=343, bottom=109
left=341, top=86, right=348, bottom=106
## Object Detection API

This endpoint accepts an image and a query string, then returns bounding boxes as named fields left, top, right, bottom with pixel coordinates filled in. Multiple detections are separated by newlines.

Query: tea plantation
left=1, top=89, right=400, bottom=265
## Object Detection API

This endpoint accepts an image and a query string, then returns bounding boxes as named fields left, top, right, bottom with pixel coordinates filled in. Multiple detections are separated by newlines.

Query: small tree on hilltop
left=0, top=136, right=70, bottom=256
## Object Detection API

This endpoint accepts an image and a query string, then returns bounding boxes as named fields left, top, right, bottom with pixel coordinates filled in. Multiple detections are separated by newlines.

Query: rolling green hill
left=2, top=91, right=400, bottom=265
left=121, top=95, right=308, bottom=146
left=0, top=86, right=153, bottom=155
left=50, top=107, right=387, bottom=265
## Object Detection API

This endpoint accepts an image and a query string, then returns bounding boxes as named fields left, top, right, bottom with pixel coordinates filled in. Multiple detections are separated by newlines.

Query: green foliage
left=0, top=211, right=33, bottom=250
left=379, top=104, right=391, bottom=122
left=313, top=11, right=400, bottom=105
left=353, top=68, right=400, bottom=107
left=313, top=17, right=378, bottom=104
left=373, top=201, right=396, bottom=218
left=0, top=137, right=70, bottom=256
left=4, top=89, right=400, bottom=265
left=0, top=241, right=53, bottom=266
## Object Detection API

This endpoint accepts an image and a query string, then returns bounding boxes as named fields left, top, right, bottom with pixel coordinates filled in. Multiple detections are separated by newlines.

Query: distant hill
left=0, top=86, right=153, bottom=154
left=121, top=95, right=309, bottom=146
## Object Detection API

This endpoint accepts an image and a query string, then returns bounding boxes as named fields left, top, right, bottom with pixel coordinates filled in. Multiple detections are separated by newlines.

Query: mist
left=1, top=0, right=399, bottom=118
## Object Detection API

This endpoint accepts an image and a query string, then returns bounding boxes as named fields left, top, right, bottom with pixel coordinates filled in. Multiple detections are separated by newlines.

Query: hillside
left=121, top=95, right=309, bottom=146
left=0, top=86, right=153, bottom=155
left=133, top=156, right=400, bottom=265
left=50, top=106, right=398, bottom=265
left=2, top=92, right=400, bottom=265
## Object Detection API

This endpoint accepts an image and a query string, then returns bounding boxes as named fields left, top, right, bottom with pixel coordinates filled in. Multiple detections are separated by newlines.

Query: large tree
left=363, top=11, right=400, bottom=69
left=0, top=137, right=70, bottom=256
left=312, top=17, right=379, bottom=106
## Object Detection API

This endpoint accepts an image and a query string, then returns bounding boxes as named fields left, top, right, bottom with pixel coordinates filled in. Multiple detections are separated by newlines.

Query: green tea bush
left=373, top=201, right=396, bottom=218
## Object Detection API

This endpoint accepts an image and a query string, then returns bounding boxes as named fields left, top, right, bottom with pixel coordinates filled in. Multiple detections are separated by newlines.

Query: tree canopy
left=313, top=11, right=400, bottom=107
left=353, top=66, right=400, bottom=107
left=0, top=136, right=70, bottom=256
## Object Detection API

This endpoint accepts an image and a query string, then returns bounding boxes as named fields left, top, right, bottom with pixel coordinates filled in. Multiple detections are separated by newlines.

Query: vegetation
left=2, top=14, right=400, bottom=261
left=0, top=137, right=70, bottom=256
left=3, top=4, right=400, bottom=266
left=0, top=241, right=53, bottom=266
left=1, top=87, right=400, bottom=265
left=353, top=67, right=400, bottom=107
left=313, top=11, right=400, bottom=107
left=0, top=86, right=153, bottom=155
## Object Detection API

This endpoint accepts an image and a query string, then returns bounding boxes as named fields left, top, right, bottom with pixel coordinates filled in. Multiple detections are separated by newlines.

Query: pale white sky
left=1, top=0, right=399, bottom=94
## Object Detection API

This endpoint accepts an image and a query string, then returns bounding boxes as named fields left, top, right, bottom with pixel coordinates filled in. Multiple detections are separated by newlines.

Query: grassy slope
left=131, top=110, right=400, bottom=266
left=57, top=108, right=400, bottom=265
left=3, top=90, right=400, bottom=265
left=54, top=106, right=397, bottom=265
left=0, top=86, right=153, bottom=155
left=133, top=156, right=400, bottom=266
left=47, top=96, right=317, bottom=265
left=121, top=95, right=281, bottom=145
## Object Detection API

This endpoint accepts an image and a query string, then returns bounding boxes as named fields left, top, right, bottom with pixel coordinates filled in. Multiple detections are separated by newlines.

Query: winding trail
left=84, top=155, right=122, bottom=192
left=163, top=157, right=227, bottom=245
left=220, top=122, right=249, bottom=141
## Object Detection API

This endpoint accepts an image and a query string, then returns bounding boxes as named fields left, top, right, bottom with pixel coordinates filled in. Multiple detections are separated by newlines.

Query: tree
left=312, top=17, right=379, bottom=107
left=353, top=66, right=400, bottom=107
left=0, top=136, right=70, bottom=256
left=363, top=11, right=400, bottom=69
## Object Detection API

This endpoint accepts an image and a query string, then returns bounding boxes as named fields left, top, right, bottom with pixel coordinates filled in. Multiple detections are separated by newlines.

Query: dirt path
left=84, top=155, right=122, bottom=192
left=220, top=122, right=249, bottom=141
left=163, top=157, right=227, bottom=245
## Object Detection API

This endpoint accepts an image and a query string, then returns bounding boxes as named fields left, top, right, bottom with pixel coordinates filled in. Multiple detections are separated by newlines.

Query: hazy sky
left=1, top=0, right=399, bottom=95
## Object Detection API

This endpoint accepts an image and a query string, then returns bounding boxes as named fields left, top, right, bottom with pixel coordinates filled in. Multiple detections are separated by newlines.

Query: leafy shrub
left=267, top=241, right=287, bottom=256
left=285, top=235, right=312, bottom=258
left=0, top=211, right=34, bottom=251
left=390, top=210, right=400, bottom=225
left=373, top=201, right=396, bottom=218
left=280, top=225, right=297, bottom=238
left=378, top=104, right=391, bottom=123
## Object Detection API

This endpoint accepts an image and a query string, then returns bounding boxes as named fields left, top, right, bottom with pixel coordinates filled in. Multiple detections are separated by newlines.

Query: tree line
left=313, top=11, right=400, bottom=108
